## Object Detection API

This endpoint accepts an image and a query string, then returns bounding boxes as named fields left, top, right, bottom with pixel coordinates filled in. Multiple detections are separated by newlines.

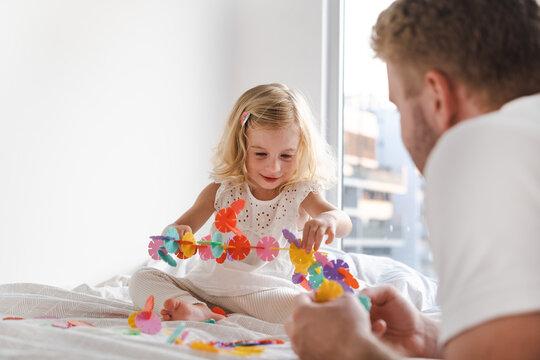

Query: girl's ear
left=422, top=70, right=457, bottom=136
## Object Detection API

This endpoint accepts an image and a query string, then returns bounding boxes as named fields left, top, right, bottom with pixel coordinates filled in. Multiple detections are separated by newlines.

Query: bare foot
left=160, top=298, right=225, bottom=322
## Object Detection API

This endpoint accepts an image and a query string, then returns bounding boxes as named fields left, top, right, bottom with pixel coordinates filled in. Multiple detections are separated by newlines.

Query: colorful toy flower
left=282, top=229, right=301, bottom=248
left=227, top=235, right=251, bottom=261
left=158, top=248, right=177, bottom=267
left=165, top=322, right=186, bottom=344
left=198, top=235, right=215, bottom=261
left=210, top=232, right=224, bottom=258
left=357, top=295, right=372, bottom=312
left=229, top=198, right=245, bottom=215
left=291, top=272, right=305, bottom=284
left=230, top=346, right=266, bottom=356
left=180, top=232, right=197, bottom=259
left=164, top=227, right=180, bottom=253
left=256, top=236, right=280, bottom=261
left=135, top=311, right=161, bottom=334
left=323, top=259, right=349, bottom=281
left=315, top=279, right=343, bottom=303
left=191, top=341, right=219, bottom=353
left=314, top=252, right=332, bottom=268
left=289, top=242, right=315, bottom=275
left=128, top=311, right=141, bottom=328
left=307, top=262, right=324, bottom=289
left=148, top=237, right=165, bottom=260
left=128, top=296, right=162, bottom=335
left=67, top=320, right=95, bottom=327
left=211, top=306, right=227, bottom=317
left=216, top=247, right=227, bottom=264
left=291, top=272, right=312, bottom=291
left=225, top=238, right=235, bottom=262
left=338, top=267, right=359, bottom=289
left=215, top=207, right=237, bottom=233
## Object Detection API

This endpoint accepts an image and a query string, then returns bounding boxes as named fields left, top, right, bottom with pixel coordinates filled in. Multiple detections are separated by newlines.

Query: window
left=341, top=0, right=435, bottom=277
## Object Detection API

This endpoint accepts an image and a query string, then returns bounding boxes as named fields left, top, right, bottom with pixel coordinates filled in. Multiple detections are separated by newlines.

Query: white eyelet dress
left=129, top=180, right=321, bottom=323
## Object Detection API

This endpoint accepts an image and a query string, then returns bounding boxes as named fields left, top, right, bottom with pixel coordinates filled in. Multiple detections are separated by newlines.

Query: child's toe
left=163, top=298, right=180, bottom=311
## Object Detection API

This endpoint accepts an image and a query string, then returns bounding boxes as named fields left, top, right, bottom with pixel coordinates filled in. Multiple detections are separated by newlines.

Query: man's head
left=371, top=0, right=540, bottom=172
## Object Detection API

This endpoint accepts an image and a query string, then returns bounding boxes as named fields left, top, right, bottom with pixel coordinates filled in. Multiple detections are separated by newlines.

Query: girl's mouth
left=262, top=175, right=279, bottom=183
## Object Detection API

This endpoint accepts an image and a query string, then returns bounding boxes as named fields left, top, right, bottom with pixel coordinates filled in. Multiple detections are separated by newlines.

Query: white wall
left=0, top=0, right=234, bottom=287
left=0, top=0, right=330, bottom=287
left=230, top=0, right=324, bottom=124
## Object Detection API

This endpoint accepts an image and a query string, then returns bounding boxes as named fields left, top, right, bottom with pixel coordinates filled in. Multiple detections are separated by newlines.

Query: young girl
left=129, top=83, right=352, bottom=324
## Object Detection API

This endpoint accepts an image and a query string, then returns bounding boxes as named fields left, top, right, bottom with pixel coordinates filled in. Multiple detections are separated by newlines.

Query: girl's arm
left=162, top=183, right=221, bottom=238
left=300, top=191, right=352, bottom=252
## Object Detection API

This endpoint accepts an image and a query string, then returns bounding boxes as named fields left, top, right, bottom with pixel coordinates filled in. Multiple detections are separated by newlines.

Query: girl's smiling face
left=246, top=125, right=300, bottom=200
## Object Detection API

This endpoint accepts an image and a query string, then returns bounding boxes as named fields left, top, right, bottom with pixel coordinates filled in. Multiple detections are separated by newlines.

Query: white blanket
left=0, top=250, right=439, bottom=359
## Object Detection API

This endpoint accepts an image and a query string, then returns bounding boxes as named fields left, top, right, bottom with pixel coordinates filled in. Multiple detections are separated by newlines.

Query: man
left=285, top=0, right=540, bottom=359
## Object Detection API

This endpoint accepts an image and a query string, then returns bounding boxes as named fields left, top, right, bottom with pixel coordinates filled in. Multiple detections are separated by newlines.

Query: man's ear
left=423, top=70, right=457, bottom=135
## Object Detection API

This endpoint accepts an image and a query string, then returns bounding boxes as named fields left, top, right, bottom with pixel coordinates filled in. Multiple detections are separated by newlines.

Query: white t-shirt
left=424, top=93, right=540, bottom=344
left=186, top=180, right=320, bottom=296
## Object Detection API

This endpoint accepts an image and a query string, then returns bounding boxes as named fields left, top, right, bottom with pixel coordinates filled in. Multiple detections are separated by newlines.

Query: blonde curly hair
left=211, top=83, right=336, bottom=191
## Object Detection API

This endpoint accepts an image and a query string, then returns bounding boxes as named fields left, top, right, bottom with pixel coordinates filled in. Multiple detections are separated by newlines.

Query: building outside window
left=342, top=0, right=435, bottom=277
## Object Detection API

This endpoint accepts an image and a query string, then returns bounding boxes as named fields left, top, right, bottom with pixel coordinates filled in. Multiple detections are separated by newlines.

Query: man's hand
left=285, top=293, right=398, bottom=360
left=361, top=285, right=442, bottom=358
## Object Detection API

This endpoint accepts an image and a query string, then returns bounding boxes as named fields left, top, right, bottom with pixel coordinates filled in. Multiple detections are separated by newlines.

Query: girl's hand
left=301, top=213, right=337, bottom=253
left=299, top=192, right=352, bottom=253
left=162, top=224, right=193, bottom=239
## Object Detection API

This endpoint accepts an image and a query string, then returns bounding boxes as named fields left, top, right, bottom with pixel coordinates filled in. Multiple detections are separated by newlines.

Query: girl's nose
left=267, top=158, right=280, bottom=172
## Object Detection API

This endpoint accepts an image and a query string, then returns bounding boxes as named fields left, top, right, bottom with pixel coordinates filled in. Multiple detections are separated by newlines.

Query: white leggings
left=128, top=267, right=299, bottom=324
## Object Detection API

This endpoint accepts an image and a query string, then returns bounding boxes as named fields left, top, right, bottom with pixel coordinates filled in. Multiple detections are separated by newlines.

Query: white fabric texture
left=424, top=94, right=540, bottom=344
left=0, top=279, right=292, bottom=360
left=0, top=247, right=438, bottom=359
left=182, top=180, right=321, bottom=296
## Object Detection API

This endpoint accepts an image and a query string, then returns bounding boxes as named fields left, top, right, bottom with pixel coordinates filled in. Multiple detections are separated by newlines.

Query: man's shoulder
left=447, top=93, right=540, bottom=141
left=425, top=97, right=540, bottom=181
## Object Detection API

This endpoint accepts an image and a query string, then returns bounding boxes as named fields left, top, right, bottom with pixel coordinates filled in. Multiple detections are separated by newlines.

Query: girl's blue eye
left=255, top=152, right=267, bottom=156
left=281, top=154, right=293, bottom=159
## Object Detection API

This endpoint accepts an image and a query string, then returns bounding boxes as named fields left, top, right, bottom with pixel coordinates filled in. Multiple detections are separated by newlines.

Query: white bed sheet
left=0, top=249, right=439, bottom=359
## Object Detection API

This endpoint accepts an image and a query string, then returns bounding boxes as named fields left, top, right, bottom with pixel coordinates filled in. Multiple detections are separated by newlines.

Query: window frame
left=321, top=0, right=345, bottom=247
